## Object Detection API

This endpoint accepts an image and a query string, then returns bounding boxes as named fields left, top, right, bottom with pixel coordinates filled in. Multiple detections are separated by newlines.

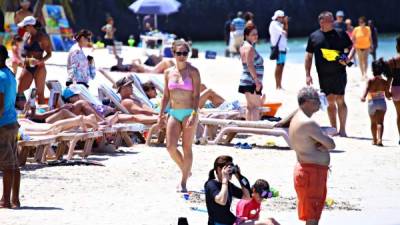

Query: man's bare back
left=289, top=110, right=335, bottom=166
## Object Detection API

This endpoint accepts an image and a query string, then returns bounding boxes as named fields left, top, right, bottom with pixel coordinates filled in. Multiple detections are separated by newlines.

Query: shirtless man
left=289, top=86, right=335, bottom=225
left=117, top=77, right=158, bottom=116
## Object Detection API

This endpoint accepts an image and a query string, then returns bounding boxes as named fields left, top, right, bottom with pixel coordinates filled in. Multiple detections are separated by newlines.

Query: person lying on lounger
left=16, top=88, right=157, bottom=126
left=117, top=77, right=158, bottom=116
left=110, top=54, right=174, bottom=74
left=19, top=114, right=99, bottom=135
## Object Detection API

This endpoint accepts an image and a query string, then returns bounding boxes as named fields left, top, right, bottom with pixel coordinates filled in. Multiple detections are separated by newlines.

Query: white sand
left=1, top=47, right=400, bottom=225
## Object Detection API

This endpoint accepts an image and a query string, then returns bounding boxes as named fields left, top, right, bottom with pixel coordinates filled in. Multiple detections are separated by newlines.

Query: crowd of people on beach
left=0, top=2, right=400, bottom=225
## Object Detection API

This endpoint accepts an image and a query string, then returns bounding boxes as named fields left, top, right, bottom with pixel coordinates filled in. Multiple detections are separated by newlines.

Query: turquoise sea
left=192, top=33, right=399, bottom=64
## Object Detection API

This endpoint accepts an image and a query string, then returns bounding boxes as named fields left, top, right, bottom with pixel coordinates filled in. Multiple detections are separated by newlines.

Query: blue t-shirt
left=231, top=17, right=245, bottom=33
left=0, top=67, right=17, bottom=127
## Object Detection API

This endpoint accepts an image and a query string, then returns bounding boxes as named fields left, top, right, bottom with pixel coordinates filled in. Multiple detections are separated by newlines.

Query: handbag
left=270, top=35, right=282, bottom=60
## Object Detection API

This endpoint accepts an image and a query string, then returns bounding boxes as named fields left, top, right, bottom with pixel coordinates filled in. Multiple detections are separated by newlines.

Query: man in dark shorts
left=305, top=11, right=354, bottom=137
left=0, top=45, right=21, bottom=208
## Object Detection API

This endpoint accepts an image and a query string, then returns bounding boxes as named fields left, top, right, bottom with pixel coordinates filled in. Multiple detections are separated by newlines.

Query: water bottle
left=319, top=93, right=328, bottom=111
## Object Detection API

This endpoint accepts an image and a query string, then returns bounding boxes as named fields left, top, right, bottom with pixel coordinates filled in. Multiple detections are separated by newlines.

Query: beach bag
left=270, top=35, right=281, bottom=60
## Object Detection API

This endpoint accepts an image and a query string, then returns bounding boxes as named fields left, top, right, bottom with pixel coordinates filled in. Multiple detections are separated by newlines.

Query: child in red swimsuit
left=236, top=179, right=280, bottom=225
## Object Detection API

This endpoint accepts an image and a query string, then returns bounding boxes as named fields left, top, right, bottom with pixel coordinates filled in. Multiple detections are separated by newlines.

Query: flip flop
left=240, top=143, right=252, bottom=150
left=234, top=142, right=242, bottom=148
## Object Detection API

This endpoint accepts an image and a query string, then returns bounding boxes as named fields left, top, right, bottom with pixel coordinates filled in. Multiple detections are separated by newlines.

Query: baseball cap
left=115, top=76, right=134, bottom=93
left=62, top=87, right=79, bottom=100
left=336, top=10, right=344, bottom=17
left=0, top=45, right=9, bottom=59
left=17, top=16, right=36, bottom=27
left=272, top=10, right=285, bottom=20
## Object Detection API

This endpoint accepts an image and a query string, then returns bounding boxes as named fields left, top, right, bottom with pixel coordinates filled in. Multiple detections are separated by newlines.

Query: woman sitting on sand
left=238, top=23, right=265, bottom=121
left=158, top=40, right=201, bottom=192
left=204, top=155, right=251, bottom=225
left=361, top=59, right=390, bottom=146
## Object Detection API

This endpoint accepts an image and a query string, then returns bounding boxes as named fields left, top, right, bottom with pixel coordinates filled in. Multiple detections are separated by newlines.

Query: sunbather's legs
left=50, top=115, right=98, bottom=133
left=45, top=109, right=77, bottom=124
left=180, top=116, right=197, bottom=192
left=106, top=113, right=158, bottom=125
left=166, top=116, right=185, bottom=182
left=199, top=88, right=225, bottom=108
left=21, top=115, right=98, bottom=135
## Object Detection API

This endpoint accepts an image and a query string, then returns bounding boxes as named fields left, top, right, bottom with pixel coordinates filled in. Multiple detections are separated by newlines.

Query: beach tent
left=128, top=0, right=181, bottom=29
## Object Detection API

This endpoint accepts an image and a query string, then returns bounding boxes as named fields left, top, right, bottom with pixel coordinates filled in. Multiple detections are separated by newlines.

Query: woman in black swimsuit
left=17, top=16, right=52, bottom=104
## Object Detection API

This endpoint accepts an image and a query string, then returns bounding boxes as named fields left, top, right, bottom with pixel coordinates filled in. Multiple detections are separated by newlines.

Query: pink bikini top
left=167, top=66, right=193, bottom=91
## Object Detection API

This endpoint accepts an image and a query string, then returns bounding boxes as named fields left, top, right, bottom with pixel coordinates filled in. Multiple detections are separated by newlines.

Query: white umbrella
left=129, top=0, right=181, bottom=29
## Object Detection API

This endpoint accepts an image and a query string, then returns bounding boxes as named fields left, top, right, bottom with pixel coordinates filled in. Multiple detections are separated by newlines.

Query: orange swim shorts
left=293, top=163, right=328, bottom=221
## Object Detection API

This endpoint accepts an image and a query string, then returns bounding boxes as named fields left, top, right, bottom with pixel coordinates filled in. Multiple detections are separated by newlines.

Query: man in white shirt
left=269, top=10, right=288, bottom=89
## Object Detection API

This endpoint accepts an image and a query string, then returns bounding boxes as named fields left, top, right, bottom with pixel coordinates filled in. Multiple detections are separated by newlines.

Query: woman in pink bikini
left=158, top=40, right=201, bottom=192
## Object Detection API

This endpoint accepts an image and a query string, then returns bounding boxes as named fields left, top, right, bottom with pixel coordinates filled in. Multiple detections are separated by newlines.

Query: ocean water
left=192, top=33, right=399, bottom=64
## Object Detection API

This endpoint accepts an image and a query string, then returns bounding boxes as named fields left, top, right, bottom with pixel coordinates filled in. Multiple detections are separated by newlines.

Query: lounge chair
left=56, top=130, right=103, bottom=160
left=198, top=114, right=337, bottom=146
left=18, top=135, right=58, bottom=165
left=98, top=83, right=150, bottom=144
left=98, top=82, right=160, bottom=145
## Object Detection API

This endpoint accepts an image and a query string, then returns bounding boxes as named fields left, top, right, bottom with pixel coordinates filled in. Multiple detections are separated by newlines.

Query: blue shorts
left=277, top=51, right=286, bottom=65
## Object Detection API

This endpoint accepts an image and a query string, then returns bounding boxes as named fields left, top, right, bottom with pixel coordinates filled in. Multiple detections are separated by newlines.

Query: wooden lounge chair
left=55, top=130, right=103, bottom=160
left=47, top=80, right=132, bottom=148
left=18, top=135, right=57, bottom=166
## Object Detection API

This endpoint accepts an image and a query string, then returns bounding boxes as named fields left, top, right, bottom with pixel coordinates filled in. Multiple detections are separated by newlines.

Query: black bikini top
left=24, top=35, right=44, bottom=53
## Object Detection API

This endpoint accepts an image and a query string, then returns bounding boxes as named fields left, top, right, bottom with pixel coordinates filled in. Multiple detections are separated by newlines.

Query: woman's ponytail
left=208, top=169, right=215, bottom=180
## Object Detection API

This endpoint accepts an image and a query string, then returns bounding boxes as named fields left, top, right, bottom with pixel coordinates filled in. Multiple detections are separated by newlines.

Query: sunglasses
left=175, top=51, right=189, bottom=57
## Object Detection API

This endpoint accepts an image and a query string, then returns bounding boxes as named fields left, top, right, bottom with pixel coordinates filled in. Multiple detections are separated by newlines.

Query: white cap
left=272, top=10, right=285, bottom=20
left=17, top=16, right=36, bottom=27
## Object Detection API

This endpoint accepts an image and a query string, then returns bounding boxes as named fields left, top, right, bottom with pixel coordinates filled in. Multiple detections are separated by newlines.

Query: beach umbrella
left=129, top=0, right=181, bottom=29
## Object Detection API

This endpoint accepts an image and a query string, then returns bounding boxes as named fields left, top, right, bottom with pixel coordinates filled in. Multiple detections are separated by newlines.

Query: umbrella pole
left=154, top=14, right=158, bottom=30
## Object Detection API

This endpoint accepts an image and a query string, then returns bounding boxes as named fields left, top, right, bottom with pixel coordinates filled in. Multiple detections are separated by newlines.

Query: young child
left=11, top=35, right=23, bottom=74
left=361, top=59, right=391, bottom=146
left=235, top=179, right=280, bottom=225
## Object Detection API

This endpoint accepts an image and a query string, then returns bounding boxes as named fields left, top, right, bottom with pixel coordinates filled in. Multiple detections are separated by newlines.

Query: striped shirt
left=240, top=42, right=264, bottom=86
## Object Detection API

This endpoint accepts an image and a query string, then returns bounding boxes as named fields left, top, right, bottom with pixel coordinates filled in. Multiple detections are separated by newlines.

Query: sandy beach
left=1, top=46, right=400, bottom=225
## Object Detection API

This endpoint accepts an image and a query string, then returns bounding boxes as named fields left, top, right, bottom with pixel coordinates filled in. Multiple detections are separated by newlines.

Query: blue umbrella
left=129, top=0, right=181, bottom=29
